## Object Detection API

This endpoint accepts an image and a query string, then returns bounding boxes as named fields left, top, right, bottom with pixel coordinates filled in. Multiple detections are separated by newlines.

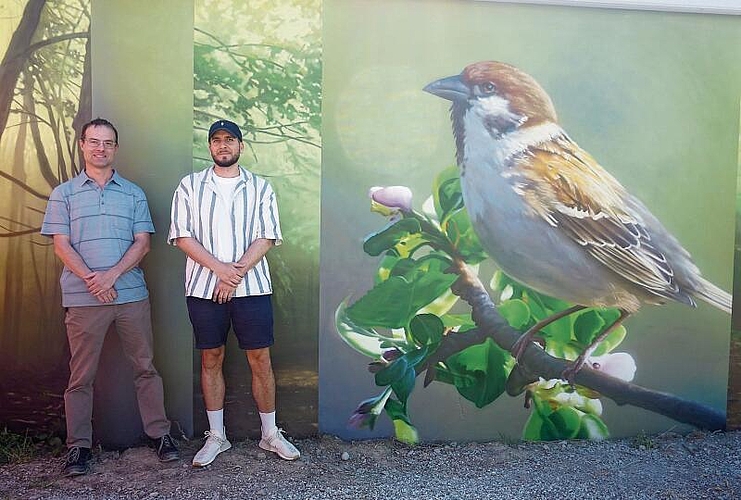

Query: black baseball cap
left=208, top=120, right=242, bottom=142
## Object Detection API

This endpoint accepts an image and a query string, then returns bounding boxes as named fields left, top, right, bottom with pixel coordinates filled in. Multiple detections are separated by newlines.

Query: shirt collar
left=74, top=169, right=122, bottom=189
left=205, top=165, right=251, bottom=186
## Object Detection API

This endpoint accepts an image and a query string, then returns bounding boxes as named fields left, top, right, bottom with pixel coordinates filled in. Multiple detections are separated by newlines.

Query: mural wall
left=320, top=0, right=739, bottom=442
left=0, top=0, right=90, bottom=436
left=1, top=0, right=739, bottom=447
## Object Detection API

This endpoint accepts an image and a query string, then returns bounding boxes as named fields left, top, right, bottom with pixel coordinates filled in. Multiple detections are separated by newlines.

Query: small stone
left=341, top=451, right=350, bottom=461
left=257, top=452, right=267, bottom=460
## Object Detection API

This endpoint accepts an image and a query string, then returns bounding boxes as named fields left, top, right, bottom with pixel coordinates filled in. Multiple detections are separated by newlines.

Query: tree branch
left=5, top=32, right=89, bottom=65
left=0, top=227, right=41, bottom=237
left=440, top=260, right=726, bottom=431
left=0, top=170, right=49, bottom=200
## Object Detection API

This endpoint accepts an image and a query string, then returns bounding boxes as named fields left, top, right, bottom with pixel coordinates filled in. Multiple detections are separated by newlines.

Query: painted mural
left=0, top=0, right=90, bottom=436
left=336, top=62, right=730, bottom=442
left=192, top=0, right=321, bottom=438
left=1, top=0, right=739, bottom=447
left=320, top=0, right=739, bottom=442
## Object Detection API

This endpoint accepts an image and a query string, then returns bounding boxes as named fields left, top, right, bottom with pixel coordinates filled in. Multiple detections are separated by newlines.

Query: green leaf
left=375, top=357, right=409, bottom=386
left=548, top=406, right=582, bottom=439
left=375, top=254, right=401, bottom=284
left=384, top=398, right=408, bottom=422
left=393, top=419, right=419, bottom=445
left=522, top=411, right=546, bottom=441
left=401, top=345, right=430, bottom=368
left=573, top=310, right=606, bottom=345
left=596, top=308, right=621, bottom=325
left=497, top=299, right=531, bottom=330
left=432, top=166, right=463, bottom=220
left=522, top=397, right=558, bottom=441
left=391, top=365, right=416, bottom=404
left=346, top=267, right=458, bottom=329
left=409, top=314, right=444, bottom=346
left=444, top=338, right=514, bottom=408
left=546, top=341, right=583, bottom=361
left=590, top=325, right=627, bottom=357
left=334, top=299, right=387, bottom=358
left=521, top=291, right=545, bottom=318
left=543, top=298, right=573, bottom=316
left=441, top=313, right=476, bottom=330
left=363, top=218, right=422, bottom=257
left=443, top=209, right=487, bottom=263
left=577, top=414, right=610, bottom=440
left=388, top=257, right=418, bottom=278
left=541, top=315, right=573, bottom=345
left=418, top=288, right=459, bottom=317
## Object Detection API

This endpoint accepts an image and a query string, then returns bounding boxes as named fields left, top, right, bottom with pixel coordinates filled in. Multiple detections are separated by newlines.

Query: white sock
left=259, top=411, right=277, bottom=437
left=206, top=409, right=225, bottom=437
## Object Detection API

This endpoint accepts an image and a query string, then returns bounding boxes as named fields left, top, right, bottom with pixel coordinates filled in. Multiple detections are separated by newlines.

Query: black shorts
left=186, top=295, right=274, bottom=350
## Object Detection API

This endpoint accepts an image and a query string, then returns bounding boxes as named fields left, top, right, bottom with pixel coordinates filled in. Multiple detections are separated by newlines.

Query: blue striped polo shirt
left=41, top=170, right=155, bottom=307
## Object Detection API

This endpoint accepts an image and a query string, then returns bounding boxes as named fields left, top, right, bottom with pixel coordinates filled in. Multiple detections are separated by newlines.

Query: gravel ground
left=1, top=430, right=739, bottom=499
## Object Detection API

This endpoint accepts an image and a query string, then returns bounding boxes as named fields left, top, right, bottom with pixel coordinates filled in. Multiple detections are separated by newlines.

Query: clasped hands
left=212, top=261, right=246, bottom=304
left=84, top=270, right=118, bottom=304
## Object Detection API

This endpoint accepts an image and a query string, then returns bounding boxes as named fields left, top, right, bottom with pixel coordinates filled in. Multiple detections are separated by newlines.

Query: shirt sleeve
left=256, top=180, right=283, bottom=246
left=132, top=187, right=156, bottom=234
left=168, top=177, right=195, bottom=245
left=40, top=185, right=70, bottom=237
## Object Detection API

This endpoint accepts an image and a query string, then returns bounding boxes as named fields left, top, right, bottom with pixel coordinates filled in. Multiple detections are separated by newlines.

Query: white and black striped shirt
left=168, top=166, right=282, bottom=298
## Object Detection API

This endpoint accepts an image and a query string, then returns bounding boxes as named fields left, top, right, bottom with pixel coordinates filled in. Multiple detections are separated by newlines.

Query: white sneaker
left=192, top=430, right=232, bottom=467
left=259, top=428, right=300, bottom=460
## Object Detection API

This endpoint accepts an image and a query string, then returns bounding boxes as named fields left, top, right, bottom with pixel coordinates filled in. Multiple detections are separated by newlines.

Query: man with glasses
left=169, top=119, right=300, bottom=467
left=42, top=118, right=179, bottom=477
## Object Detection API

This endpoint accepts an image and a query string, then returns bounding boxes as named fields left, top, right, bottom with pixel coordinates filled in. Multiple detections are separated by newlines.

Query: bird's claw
left=560, top=356, right=588, bottom=386
left=510, top=334, right=536, bottom=364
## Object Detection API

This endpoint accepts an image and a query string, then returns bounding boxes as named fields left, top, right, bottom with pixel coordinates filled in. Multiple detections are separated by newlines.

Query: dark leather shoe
left=62, top=446, right=91, bottom=477
left=155, top=434, right=180, bottom=462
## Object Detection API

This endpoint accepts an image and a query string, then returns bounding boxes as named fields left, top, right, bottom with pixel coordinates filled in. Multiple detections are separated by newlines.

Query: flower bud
left=369, top=186, right=413, bottom=215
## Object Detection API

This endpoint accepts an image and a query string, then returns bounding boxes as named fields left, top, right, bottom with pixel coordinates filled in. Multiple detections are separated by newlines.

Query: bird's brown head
left=424, top=61, right=558, bottom=161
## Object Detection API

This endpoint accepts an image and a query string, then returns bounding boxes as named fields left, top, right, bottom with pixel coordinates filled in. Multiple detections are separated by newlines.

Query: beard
left=212, top=151, right=240, bottom=168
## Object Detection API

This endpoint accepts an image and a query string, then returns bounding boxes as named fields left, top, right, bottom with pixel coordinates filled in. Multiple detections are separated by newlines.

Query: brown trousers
left=63, top=298, right=171, bottom=448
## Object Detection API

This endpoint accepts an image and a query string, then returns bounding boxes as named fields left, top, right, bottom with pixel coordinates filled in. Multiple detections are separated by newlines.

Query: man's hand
left=84, top=271, right=119, bottom=303
left=212, top=281, right=237, bottom=304
left=95, top=288, right=118, bottom=304
left=84, top=270, right=119, bottom=296
left=215, top=262, right=246, bottom=288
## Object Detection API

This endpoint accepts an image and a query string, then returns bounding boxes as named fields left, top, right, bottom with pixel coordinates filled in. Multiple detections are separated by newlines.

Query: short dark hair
left=81, top=118, right=118, bottom=144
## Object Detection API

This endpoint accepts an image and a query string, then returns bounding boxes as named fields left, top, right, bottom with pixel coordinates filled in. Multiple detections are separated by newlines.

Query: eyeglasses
left=85, top=138, right=117, bottom=149
left=210, top=137, right=238, bottom=146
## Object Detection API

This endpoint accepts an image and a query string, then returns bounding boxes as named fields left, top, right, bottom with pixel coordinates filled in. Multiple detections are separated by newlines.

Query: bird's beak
left=423, top=74, right=469, bottom=102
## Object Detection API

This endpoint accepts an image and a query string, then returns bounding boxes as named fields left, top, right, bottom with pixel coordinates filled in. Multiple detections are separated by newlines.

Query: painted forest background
left=0, top=0, right=90, bottom=435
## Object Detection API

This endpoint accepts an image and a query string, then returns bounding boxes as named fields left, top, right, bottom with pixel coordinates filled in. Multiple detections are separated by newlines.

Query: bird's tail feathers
left=695, top=278, right=732, bottom=315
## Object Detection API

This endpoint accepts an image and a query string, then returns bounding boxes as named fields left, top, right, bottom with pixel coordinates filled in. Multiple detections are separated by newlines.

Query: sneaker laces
left=203, top=430, right=226, bottom=444
left=66, top=447, right=81, bottom=464
left=266, top=427, right=286, bottom=443
left=160, top=434, right=175, bottom=451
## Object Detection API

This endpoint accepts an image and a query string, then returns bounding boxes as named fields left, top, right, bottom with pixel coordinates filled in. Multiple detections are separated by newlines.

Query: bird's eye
left=481, top=82, right=496, bottom=94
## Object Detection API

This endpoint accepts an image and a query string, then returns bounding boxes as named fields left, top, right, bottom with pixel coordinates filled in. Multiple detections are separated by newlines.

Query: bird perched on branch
left=424, top=61, right=731, bottom=379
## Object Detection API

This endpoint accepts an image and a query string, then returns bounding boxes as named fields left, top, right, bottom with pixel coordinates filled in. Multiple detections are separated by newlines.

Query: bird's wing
left=511, top=133, right=687, bottom=303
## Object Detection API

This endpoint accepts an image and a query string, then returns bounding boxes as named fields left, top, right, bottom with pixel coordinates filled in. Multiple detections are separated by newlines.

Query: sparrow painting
left=423, top=61, right=732, bottom=376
